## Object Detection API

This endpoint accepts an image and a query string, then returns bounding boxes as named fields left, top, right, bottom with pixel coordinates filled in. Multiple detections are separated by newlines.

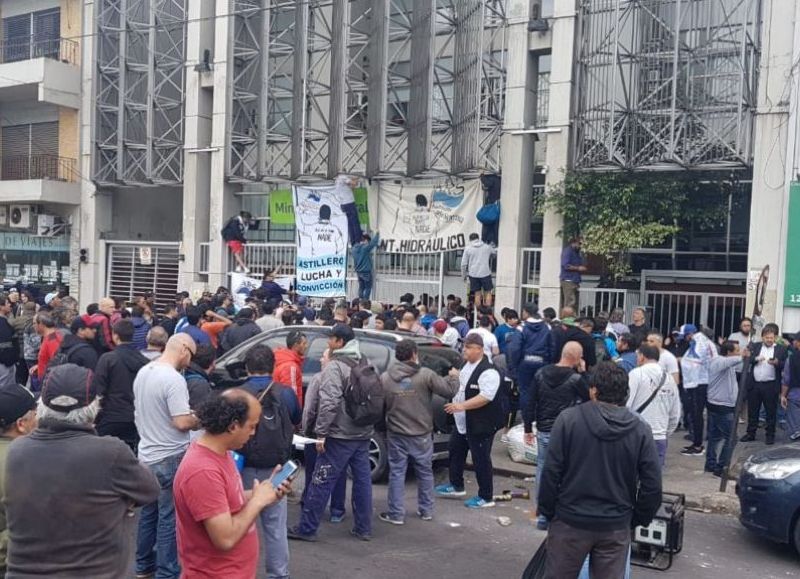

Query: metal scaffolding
left=227, top=0, right=508, bottom=182
left=572, top=0, right=761, bottom=171
left=94, top=0, right=187, bottom=186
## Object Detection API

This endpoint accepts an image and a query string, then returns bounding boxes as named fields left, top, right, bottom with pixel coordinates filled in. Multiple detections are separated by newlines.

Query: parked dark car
left=737, top=442, right=800, bottom=553
left=211, top=326, right=463, bottom=481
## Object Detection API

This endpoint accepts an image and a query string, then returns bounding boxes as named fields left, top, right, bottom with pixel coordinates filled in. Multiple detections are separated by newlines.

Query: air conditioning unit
left=9, top=205, right=32, bottom=229
left=37, top=214, right=59, bottom=237
left=0, top=206, right=7, bottom=226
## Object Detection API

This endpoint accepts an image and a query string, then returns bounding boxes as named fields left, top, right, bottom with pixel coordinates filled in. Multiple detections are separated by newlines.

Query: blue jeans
left=242, top=467, right=289, bottom=579
left=787, top=389, right=800, bottom=436
left=535, top=430, right=551, bottom=500
left=298, top=438, right=372, bottom=536
left=518, top=359, right=545, bottom=428
left=705, top=404, right=735, bottom=472
left=357, top=273, right=373, bottom=301
left=655, top=439, right=667, bottom=468
left=302, top=443, right=347, bottom=518
left=136, top=452, right=184, bottom=579
left=387, top=433, right=434, bottom=519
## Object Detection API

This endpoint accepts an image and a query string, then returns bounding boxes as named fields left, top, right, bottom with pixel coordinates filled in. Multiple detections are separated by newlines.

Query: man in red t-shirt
left=29, top=311, right=63, bottom=382
left=173, top=389, right=292, bottom=578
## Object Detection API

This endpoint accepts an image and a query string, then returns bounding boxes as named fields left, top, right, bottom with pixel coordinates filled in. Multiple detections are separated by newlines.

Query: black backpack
left=340, top=357, right=384, bottom=427
left=48, top=341, right=80, bottom=371
left=239, top=382, right=294, bottom=469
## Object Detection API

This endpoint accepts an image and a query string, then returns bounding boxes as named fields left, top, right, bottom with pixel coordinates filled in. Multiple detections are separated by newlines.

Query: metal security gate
left=345, top=252, right=446, bottom=305
left=106, top=242, right=180, bottom=312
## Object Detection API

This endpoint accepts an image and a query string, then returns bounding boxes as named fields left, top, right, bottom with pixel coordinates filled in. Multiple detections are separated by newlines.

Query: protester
left=53, top=316, right=100, bottom=370
left=300, top=348, right=348, bottom=523
left=679, top=323, right=717, bottom=455
left=273, top=329, right=308, bottom=407
left=627, top=344, right=681, bottom=467
left=31, top=311, right=63, bottom=381
left=460, top=233, right=497, bottom=308
left=781, top=333, right=800, bottom=441
left=180, top=306, right=213, bottom=347
left=629, top=307, right=651, bottom=344
left=646, top=331, right=680, bottom=384
left=398, top=309, right=428, bottom=337
left=88, top=297, right=116, bottom=352
left=5, top=364, right=160, bottom=578
left=438, top=333, right=502, bottom=509
left=200, top=309, right=233, bottom=350
left=256, top=303, right=284, bottom=332
left=523, top=341, right=589, bottom=529
left=432, top=318, right=460, bottom=348
left=466, top=316, right=500, bottom=358
left=335, top=174, right=364, bottom=244
left=0, top=383, right=37, bottom=574
left=380, top=340, right=459, bottom=524
left=143, top=326, right=169, bottom=360
left=559, top=236, right=586, bottom=310
left=614, top=333, right=639, bottom=373
left=539, top=362, right=662, bottom=578
left=728, top=317, right=753, bottom=350
left=94, top=319, right=151, bottom=453
left=131, top=305, right=152, bottom=351
left=607, top=308, right=630, bottom=337
left=494, top=309, right=520, bottom=355
left=220, top=308, right=261, bottom=353
left=134, top=334, right=199, bottom=579
left=289, top=324, right=374, bottom=541
left=159, top=305, right=180, bottom=337
left=222, top=211, right=254, bottom=273
left=257, top=269, right=286, bottom=309
left=706, top=341, right=749, bottom=475
left=741, top=326, right=787, bottom=445
left=0, top=298, right=17, bottom=388
left=20, top=303, right=40, bottom=388
left=351, top=233, right=381, bottom=300
left=12, top=301, right=36, bottom=385
left=184, top=343, right=216, bottom=411
left=238, top=345, right=300, bottom=579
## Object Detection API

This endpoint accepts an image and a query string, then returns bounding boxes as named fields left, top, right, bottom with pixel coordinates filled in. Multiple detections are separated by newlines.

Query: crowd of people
left=0, top=279, right=797, bottom=578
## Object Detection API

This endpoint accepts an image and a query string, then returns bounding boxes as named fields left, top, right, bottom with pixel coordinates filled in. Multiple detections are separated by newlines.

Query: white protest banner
left=230, top=272, right=262, bottom=308
left=372, top=180, right=483, bottom=253
left=293, top=184, right=348, bottom=297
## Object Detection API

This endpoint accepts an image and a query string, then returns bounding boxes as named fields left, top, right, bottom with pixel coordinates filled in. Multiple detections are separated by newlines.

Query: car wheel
left=370, top=432, right=389, bottom=483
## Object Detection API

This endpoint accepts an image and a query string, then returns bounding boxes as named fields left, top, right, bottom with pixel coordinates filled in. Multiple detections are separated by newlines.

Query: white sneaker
left=243, top=267, right=251, bottom=274
left=235, top=265, right=244, bottom=273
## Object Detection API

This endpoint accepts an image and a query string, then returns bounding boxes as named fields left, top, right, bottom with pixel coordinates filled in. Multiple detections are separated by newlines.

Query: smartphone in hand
left=271, top=460, right=299, bottom=488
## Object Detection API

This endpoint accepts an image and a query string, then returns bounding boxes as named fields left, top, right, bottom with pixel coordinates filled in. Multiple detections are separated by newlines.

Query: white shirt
left=454, top=359, right=500, bottom=435
left=658, top=349, right=679, bottom=377
left=467, top=327, right=499, bottom=358
left=753, top=344, right=777, bottom=383
left=627, top=362, right=681, bottom=440
left=728, top=331, right=751, bottom=351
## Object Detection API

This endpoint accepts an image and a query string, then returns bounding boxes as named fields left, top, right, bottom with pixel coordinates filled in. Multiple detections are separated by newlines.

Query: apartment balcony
left=0, top=38, right=80, bottom=109
left=0, top=155, right=80, bottom=204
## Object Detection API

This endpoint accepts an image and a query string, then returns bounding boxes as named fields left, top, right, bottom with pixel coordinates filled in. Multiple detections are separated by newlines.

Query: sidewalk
left=471, top=428, right=772, bottom=516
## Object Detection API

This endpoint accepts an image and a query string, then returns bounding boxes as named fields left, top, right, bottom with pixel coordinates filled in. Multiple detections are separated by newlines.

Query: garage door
left=106, top=242, right=180, bottom=313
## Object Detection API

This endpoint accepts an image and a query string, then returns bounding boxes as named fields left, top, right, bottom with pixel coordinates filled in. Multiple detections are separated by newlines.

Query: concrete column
left=495, top=0, right=537, bottom=312
left=746, top=0, right=795, bottom=328
left=77, top=0, right=112, bottom=307
left=539, top=0, right=578, bottom=310
left=206, top=0, right=240, bottom=291
left=181, top=0, right=215, bottom=294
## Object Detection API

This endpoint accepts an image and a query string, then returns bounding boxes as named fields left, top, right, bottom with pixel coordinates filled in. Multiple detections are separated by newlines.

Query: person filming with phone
left=173, top=389, right=293, bottom=579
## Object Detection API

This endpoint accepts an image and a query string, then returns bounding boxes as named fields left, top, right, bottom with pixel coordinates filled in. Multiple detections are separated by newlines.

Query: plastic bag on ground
left=506, top=423, right=537, bottom=464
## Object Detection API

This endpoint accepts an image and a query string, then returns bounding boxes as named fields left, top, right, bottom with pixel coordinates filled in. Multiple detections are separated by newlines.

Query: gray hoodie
left=314, top=340, right=374, bottom=440
left=382, top=361, right=459, bottom=437
left=460, top=239, right=496, bottom=279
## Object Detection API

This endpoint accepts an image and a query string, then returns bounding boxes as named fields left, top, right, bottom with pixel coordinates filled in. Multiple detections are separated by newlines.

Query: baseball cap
left=41, top=364, right=97, bottom=412
left=678, top=323, right=698, bottom=337
left=433, top=319, right=448, bottom=334
left=44, top=292, right=57, bottom=305
left=70, top=315, right=97, bottom=334
left=0, top=384, right=36, bottom=429
left=464, top=333, right=484, bottom=348
left=330, top=323, right=355, bottom=344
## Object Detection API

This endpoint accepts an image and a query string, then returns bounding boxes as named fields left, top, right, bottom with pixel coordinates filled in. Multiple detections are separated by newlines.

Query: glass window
left=358, top=340, right=391, bottom=373
left=303, top=336, right=329, bottom=375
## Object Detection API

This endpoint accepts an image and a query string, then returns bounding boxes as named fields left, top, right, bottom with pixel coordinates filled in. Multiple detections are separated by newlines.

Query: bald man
left=134, top=333, right=200, bottom=579
left=523, top=341, right=591, bottom=530
left=87, top=297, right=117, bottom=352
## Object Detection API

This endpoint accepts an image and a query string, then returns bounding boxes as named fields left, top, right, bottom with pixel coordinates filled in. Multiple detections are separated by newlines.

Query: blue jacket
left=180, top=324, right=211, bottom=347
left=495, top=324, right=515, bottom=355
left=520, top=320, right=553, bottom=363
left=131, top=317, right=151, bottom=351
left=241, top=375, right=302, bottom=426
left=616, top=351, right=638, bottom=374
left=350, top=234, right=380, bottom=274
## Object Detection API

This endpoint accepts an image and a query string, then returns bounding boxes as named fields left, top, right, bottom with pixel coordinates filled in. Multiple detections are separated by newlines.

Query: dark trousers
left=518, top=359, right=545, bottom=428
left=341, top=202, right=363, bottom=245
left=747, top=380, right=780, bottom=438
left=15, top=359, right=29, bottom=387
left=298, top=438, right=372, bottom=536
left=449, top=430, right=494, bottom=501
left=545, top=519, right=630, bottom=579
left=688, top=385, right=708, bottom=447
left=302, top=443, right=347, bottom=518
left=705, top=403, right=735, bottom=472
left=357, top=273, right=373, bottom=301
left=96, top=420, right=140, bottom=455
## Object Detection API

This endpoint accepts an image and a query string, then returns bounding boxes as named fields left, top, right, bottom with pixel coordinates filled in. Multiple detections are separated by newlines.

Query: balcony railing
left=1, top=155, right=78, bottom=182
left=0, top=37, right=79, bottom=66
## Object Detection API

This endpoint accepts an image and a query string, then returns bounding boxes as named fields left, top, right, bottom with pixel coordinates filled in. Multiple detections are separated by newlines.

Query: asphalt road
left=282, top=472, right=799, bottom=579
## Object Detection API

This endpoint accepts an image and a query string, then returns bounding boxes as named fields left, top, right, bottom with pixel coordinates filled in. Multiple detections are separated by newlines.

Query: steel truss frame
left=573, top=0, right=760, bottom=171
left=227, top=0, right=507, bottom=182
left=94, top=0, right=187, bottom=186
